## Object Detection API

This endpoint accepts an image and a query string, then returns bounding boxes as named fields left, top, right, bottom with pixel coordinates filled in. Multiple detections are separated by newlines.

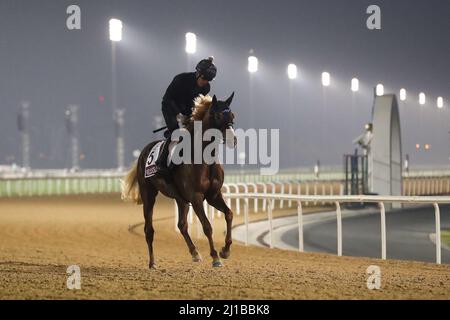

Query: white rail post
left=288, top=182, right=293, bottom=207
left=297, top=201, right=304, bottom=252
left=268, top=199, right=274, bottom=248
left=247, top=183, right=258, bottom=212
left=379, top=202, right=386, bottom=260
left=6, top=180, right=11, bottom=197
left=433, top=203, right=441, bottom=264
left=188, top=204, right=193, bottom=225
left=235, top=184, right=240, bottom=215
left=412, top=179, right=416, bottom=196
left=196, top=216, right=201, bottom=239
left=329, top=183, right=334, bottom=204
left=244, top=198, right=249, bottom=246
left=268, top=182, right=276, bottom=209
left=237, top=183, right=248, bottom=214
left=320, top=183, right=325, bottom=205
left=228, top=183, right=240, bottom=215
left=447, top=178, right=450, bottom=194
left=174, top=200, right=179, bottom=232
left=275, top=182, right=284, bottom=209
left=203, top=200, right=208, bottom=221
left=305, top=183, right=310, bottom=206
left=256, top=183, right=267, bottom=212
left=335, top=201, right=342, bottom=256
left=209, top=204, right=214, bottom=222
left=313, top=183, right=318, bottom=206
left=223, top=184, right=232, bottom=210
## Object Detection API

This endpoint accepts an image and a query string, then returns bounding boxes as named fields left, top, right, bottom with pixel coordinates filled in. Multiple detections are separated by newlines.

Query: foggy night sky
left=0, top=0, right=449, bottom=170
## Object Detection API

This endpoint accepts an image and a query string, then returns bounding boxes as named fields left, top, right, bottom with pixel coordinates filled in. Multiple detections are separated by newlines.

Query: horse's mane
left=185, top=95, right=212, bottom=129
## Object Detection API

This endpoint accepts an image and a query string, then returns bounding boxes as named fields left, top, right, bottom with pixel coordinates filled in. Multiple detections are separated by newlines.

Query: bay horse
left=121, top=93, right=236, bottom=268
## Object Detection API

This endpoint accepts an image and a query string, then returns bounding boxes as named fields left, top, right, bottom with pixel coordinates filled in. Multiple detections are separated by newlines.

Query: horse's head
left=210, top=92, right=236, bottom=148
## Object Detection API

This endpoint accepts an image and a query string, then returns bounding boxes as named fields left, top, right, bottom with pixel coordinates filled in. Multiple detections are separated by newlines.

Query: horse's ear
left=225, top=92, right=235, bottom=106
left=212, top=95, right=218, bottom=106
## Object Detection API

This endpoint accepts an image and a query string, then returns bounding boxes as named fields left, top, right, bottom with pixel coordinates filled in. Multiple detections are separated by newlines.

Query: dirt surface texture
left=0, top=194, right=449, bottom=299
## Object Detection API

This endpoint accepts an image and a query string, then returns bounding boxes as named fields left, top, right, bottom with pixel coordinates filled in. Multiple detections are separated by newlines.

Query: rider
left=155, top=56, right=217, bottom=174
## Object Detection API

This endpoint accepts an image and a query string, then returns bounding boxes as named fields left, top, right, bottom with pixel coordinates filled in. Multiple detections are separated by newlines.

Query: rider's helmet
left=195, top=56, right=217, bottom=81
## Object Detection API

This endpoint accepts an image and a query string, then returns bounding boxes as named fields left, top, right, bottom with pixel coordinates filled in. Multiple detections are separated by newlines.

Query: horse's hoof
left=149, top=263, right=157, bottom=269
left=192, top=253, right=202, bottom=262
left=212, top=260, right=223, bottom=268
left=219, top=249, right=230, bottom=259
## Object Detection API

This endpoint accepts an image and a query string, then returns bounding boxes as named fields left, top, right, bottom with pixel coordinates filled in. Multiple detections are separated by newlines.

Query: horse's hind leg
left=176, top=199, right=202, bottom=262
left=142, top=184, right=158, bottom=269
left=206, top=192, right=233, bottom=259
left=191, top=195, right=222, bottom=267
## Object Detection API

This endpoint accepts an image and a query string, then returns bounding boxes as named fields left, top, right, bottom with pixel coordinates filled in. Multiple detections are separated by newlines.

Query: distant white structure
left=369, top=94, right=402, bottom=206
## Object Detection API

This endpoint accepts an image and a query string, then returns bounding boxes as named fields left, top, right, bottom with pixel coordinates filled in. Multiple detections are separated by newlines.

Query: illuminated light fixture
left=419, top=92, right=426, bottom=105
left=437, top=97, right=444, bottom=109
left=351, top=78, right=359, bottom=92
left=424, top=144, right=430, bottom=150
left=399, top=88, right=406, bottom=101
left=287, top=64, right=297, bottom=79
left=376, top=84, right=384, bottom=96
left=248, top=56, right=258, bottom=73
left=185, top=32, right=196, bottom=54
left=321, top=72, right=330, bottom=87
left=415, top=143, right=420, bottom=149
left=109, top=18, right=123, bottom=42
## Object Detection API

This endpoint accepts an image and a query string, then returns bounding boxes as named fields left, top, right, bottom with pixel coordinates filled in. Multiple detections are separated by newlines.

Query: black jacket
left=162, top=72, right=210, bottom=115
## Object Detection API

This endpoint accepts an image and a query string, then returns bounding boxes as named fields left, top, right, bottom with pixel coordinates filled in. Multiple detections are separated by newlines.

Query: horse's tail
left=120, top=160, right=142, bottom=205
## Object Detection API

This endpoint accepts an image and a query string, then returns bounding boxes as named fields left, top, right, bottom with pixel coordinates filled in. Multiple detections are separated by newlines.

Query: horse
left=121, top=93, right=236, bottom=268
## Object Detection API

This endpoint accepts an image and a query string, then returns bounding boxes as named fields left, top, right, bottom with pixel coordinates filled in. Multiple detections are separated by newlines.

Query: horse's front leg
left=175, top=199, right=202, bottom=262
left=191, top=194, right=222, bottom=267
left=206, top=192, right=233, bottom=259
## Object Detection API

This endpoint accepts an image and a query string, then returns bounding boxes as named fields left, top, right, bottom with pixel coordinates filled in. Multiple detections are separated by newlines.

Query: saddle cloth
left=144, top=140, right=178, bottom=178
left=144, top=141, right=164, bottom=178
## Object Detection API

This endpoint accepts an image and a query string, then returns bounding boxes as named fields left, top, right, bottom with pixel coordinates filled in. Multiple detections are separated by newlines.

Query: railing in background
left=221, top=193, right=450, bottom=264
left=0, top=168, right=449, bottom=198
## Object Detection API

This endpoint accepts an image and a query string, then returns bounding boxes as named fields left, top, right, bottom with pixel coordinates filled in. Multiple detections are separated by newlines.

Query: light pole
left=287, top=64, right=297, bottom=167
left=419, top=92, right=425, bottom=148
left=248, top=53, right=258, bottom=129
left=17, top=101, right=30, bottom=170
left=109, top=19, right=122, bottom=112
left=321, top=72, right=330, bottom=165
left=109, top=18, right=123, bottom=170
left=351, top=77, right=359, bottom=139
left=114, top=109, right=125, bottom=171
left=399, top=88, right=406, bottom=126
left=65, top=105, right=79, bottom=171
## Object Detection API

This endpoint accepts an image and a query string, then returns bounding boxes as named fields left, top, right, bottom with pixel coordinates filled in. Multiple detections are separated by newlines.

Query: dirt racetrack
left=0, top=194, right=449, bottom=299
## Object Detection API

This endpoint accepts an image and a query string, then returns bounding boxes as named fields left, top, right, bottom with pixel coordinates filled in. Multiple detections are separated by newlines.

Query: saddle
left=145, top=139, right=178, bottom=178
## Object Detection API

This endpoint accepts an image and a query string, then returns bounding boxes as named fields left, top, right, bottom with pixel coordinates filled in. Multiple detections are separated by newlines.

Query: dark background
left=0, top=0, right=448, bottom=169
